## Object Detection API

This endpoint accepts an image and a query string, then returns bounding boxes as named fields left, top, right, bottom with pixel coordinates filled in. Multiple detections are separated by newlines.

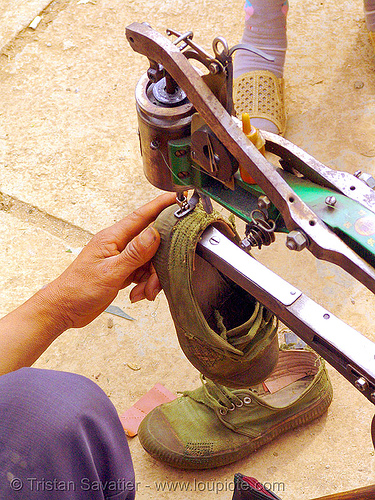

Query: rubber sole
left=138, top=384, right=333, bottom=470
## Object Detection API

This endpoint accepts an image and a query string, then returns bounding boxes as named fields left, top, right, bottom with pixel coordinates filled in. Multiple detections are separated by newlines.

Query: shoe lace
left=184, top=375, right=247, bottom=415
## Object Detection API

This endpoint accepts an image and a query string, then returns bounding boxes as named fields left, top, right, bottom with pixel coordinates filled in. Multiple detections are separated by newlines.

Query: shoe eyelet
left=243, top=396, right=252, bottom=405
left=228, top=403, right=236, bottom=411
left=235, top=400, right=243, bottom=408
left=219, top=408, right=228, bottom=415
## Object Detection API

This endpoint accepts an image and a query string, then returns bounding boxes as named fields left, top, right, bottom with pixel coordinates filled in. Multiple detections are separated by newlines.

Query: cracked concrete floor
left=0, top=0, right=375, bottom=498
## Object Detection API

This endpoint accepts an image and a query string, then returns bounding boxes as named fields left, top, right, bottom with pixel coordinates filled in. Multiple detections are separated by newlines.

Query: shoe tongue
left=214, top=310, right=228, bottom=341
left=183, top=378, right=236, bottom=411
left=213, top=298, right=275, bottom=354
left=226, top=302, right=271, bottom=350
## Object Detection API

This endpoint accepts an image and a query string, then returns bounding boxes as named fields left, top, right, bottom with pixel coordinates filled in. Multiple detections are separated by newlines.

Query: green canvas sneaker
left=138, top=348, right=333, bottom=469
left=153, top=203, right=279, bottom=388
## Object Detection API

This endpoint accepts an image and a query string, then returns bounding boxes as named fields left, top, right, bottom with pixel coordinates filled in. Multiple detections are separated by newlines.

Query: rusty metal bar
left=126, top=22, right=375, bottom=294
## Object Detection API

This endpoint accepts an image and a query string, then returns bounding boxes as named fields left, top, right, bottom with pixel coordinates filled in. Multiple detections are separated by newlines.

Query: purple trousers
left=0, top=368, right=135, bottom=500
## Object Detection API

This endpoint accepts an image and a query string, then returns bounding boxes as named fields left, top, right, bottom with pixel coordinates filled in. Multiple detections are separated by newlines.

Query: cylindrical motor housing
left=135, top=73, right=195, bottom=192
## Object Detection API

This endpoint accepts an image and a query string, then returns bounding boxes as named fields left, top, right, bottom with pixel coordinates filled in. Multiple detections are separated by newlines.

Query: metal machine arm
left=198, top=226, right=375, bottom=406
left=126, top=22, right=375, bottom=422
left=126, top=21, right=375, bottom=294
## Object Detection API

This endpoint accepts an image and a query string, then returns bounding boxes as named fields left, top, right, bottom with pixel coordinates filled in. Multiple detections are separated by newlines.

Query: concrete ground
left=0, top=0, right=374, bottom=498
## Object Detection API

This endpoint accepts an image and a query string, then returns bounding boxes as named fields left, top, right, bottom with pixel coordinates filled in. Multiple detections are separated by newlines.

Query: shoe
left=152, top=203, right=279, bottom=388
left=233, top=70, right=286, bottom=136
left=138, top=348, right=333, bottom=469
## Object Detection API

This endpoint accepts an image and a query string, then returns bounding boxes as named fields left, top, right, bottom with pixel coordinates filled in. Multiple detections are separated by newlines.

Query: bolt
left=209, top=62, right=220, bottom=74
left=175, top=149, right=187, bottom=157
left=286, top=230, right=308, bottom=251
left=286, top=239, right=297, bottom=251
left=209, top=236, right=220, bottom=245
left=147, top=68, right=157, bottom=83
left=177, top=171, right=190, bottom=179
left=325, top=196, right=337, bottom=207
left=355, top=377, right=368, bottom=392
left=257, top=195, right=271, bottom=210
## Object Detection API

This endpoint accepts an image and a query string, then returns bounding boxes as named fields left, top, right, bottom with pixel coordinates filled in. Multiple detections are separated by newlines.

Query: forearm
left=0, top=283, right=68, bottom=375
left=0, top=194, right=175, bottom=376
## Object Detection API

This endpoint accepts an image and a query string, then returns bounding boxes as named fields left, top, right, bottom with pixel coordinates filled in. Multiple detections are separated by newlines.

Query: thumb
left=119, top=226, right=160, bottom=271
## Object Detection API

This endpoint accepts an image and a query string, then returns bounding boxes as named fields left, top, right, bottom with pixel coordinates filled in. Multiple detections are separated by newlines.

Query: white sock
left=234, top=0, right=288, bottom=79
left=234, top=0, right=288, bottom=133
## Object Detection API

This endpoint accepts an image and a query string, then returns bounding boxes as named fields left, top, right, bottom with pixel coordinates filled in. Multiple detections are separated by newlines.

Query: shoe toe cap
left=138, top=398, right=237, bottom=469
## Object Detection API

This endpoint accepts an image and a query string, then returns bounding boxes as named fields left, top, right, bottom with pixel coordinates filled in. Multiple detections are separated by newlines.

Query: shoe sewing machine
left=125, top=22, right=375, bottom=451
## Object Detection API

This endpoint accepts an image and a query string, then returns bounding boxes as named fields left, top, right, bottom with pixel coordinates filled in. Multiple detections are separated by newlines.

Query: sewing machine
left=125, top=22, right=375, bottom=454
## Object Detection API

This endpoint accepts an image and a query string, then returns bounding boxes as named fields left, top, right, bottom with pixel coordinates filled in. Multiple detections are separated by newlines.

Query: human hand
left=41, top=193, right=176, bottom=331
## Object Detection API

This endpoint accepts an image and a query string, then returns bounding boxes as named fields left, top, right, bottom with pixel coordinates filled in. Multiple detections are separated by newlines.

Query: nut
left=355, top=377, right=368, bottom=392
left=257, top=195, right=271, bottom=210
left=240, top=238, right=252, bottom=252
left=286, top=230, right=308, bottom=251
left=358, top=172, right=375, bottom=190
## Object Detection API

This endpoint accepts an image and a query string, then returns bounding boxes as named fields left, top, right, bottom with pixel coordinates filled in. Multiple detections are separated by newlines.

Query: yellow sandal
left=233, top=69, right=286, bottom=136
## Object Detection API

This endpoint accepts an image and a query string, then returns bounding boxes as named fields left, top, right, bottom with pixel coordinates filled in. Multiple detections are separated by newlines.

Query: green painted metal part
left=200, top=173, right=285, bottom=230
left=168, top=138, right=201, bottom=188
left=168, top=141, right=375, bottom=265
left=282, top=171, right=375, bottom=267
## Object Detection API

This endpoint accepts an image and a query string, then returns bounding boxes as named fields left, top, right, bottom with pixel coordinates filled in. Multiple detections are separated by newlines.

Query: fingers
left=129, top=263, right=161, bottom=303
left=115, top=225, right=160, bottom=281
left=107, top=193, right=176, bottom=252
left=130, top=272, right=161, bottom=303
left=144, top=272, right=162, bottom=300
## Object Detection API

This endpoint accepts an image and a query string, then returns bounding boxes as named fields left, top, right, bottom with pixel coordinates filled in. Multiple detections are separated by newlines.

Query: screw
left=209, top=236, right=220, bottom=245
left=325, top=196, right=337, bottom=207
left=355, top=377, right=368, bottom=392
left=150, top=139, right=160, bottom=150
